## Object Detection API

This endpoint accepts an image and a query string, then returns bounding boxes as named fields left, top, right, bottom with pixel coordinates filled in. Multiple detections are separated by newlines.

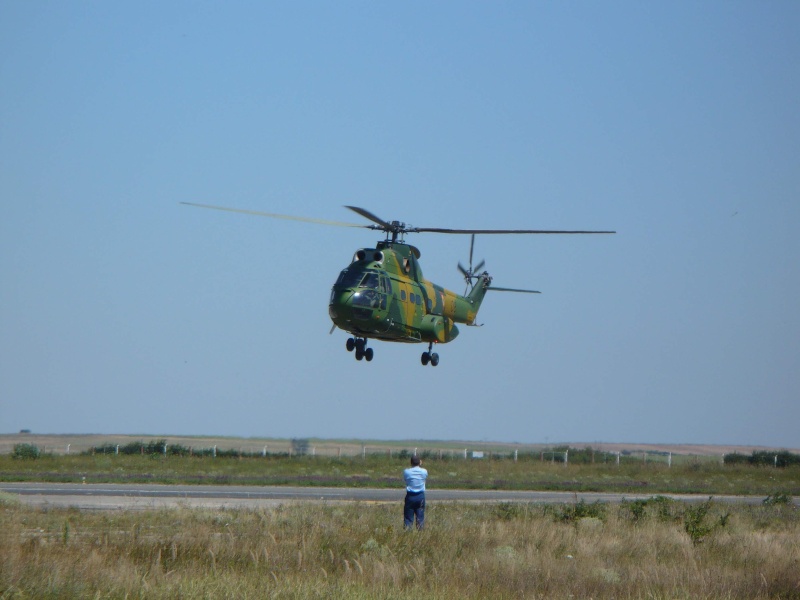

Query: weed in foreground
left=3, top=500, right=799, bottom=598
left=763, top=491, right=794, bottom=506
left=547, top=498, right=607, bottom=524
left=682, top=498, right=730, bottom=545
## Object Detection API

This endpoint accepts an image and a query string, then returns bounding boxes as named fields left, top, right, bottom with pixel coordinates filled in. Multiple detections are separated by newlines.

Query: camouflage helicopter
left=182, top=203, right=614, bottom=366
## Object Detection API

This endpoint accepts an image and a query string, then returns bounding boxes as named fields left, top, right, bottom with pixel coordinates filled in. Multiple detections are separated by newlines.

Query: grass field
left=3, top=451, right=800, bottom=497
left=2, top=494, right=799, bottom=599
left=3, top=435, right=799, bottom=597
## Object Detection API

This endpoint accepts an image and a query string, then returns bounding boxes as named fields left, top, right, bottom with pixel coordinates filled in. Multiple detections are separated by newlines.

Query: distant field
left=2, top=434, right=799, bottom=497
left=2, top=433, right=795, bottom=458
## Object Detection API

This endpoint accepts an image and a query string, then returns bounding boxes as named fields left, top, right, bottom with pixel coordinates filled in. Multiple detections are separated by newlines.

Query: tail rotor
left=457, top=234, right=486, bottom=294
left=457, top=234, right=541, bottom=296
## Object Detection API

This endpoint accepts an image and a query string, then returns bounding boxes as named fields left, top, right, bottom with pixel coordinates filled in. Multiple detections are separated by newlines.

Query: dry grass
left=2, top=498, right=799, bottom=599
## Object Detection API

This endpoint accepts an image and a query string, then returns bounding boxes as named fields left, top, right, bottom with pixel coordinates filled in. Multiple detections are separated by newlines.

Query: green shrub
left=12, top=443, right=40, bottom=459
left=723, top=452, right=749, bottom=465
left=763, top=492, right=793, bottom=506
left=494, top=502, right=523, bottom=520
left=651, top=495, right=680, bottom=521
left=683, top=498, right=729, bottom=545
left=622, top=495, right=680, bottom=523
left=88, top=439, right=199, bottom=456
left=724, top=450, right=800, bottom=467
left=552, top=499, right=607, bottom=523
left=623, top=498, right=649, bottom=522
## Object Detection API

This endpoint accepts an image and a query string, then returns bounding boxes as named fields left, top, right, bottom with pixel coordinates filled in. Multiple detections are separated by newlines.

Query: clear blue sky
left=2, top=2, right=798, bottom=448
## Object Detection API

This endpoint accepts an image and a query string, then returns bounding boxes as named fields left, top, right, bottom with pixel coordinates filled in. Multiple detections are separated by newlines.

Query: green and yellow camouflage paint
left=328, top=241, right=491, bottom=352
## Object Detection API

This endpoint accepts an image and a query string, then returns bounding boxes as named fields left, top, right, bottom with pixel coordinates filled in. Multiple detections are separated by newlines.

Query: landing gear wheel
left=352, top=337, right=372, bottom=362
left=421, top=342, right=439, bottom=366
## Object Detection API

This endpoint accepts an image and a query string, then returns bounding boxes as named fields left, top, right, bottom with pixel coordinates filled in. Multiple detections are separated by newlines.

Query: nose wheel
left=346, top=337, right=373, bottom=362
left=421, top=342, right=440, bottom=367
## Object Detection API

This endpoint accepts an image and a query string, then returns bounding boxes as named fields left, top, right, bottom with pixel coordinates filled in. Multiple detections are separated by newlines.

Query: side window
left=400, top=290, right=406, bottom=302
left=410, top=292, right=416, bottom=304
left=417, top=294, right=422, bottom=306
left=426, top=298, right=432, bottom=311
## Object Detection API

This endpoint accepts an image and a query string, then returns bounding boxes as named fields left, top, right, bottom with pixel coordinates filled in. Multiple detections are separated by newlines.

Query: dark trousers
left=404, top=491, right=425, bottom=530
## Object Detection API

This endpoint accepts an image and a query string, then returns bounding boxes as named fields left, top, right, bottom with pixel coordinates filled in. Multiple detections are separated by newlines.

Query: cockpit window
left=359, top=272, right=379, bottom=289
left=335, top=269, right=363, bottom=288
left=335, top=270, right=383, bottom=290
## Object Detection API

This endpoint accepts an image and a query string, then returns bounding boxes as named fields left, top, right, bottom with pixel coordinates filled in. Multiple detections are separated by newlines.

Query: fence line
left=4, top=441, right=734, bottom=467
left=8, top=438, right=792, bottom=466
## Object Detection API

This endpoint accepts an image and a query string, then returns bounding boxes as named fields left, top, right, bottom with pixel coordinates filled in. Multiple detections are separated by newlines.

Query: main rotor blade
left=416, top=227, right=616, bottom=234
left=184, top=202, right=616, bottom=236
left=488, top=287, right=541, bottom=294
left=181, top=202, right=368, bottom=229
left=344, top=206, right=393, bottom=230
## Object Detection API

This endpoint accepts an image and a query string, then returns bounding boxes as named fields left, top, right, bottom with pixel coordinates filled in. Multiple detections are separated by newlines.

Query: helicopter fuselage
left=328, top=241, right=490, bottom=345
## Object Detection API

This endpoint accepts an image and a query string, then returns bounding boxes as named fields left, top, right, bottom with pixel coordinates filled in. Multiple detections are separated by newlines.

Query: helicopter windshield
left=335, top=269, right=362, bottom=288
left=335, top=269, right=381, bottom=289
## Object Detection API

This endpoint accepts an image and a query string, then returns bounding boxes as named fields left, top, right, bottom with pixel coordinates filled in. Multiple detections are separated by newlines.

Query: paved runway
left=0, top=482, right=782, bottom=510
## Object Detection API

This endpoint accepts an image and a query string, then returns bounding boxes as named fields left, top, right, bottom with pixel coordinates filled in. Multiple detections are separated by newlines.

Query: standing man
left=403, top=455, right=428, bottom=530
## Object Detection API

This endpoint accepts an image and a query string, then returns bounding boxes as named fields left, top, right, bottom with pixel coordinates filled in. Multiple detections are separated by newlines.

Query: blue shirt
left=403, top=465, right=428, bottom=493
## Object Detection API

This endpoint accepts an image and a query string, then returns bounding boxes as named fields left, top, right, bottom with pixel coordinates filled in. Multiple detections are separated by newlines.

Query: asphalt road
left=0, top=482, right=785, bottom=511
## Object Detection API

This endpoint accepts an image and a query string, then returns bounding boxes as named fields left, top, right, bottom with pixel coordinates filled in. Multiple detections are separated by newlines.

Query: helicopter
left=181, top=202, right=614, bottom=366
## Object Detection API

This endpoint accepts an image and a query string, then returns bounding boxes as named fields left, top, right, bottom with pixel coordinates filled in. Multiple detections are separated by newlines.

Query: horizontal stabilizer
left=488, top=287, right=541, bottom=294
